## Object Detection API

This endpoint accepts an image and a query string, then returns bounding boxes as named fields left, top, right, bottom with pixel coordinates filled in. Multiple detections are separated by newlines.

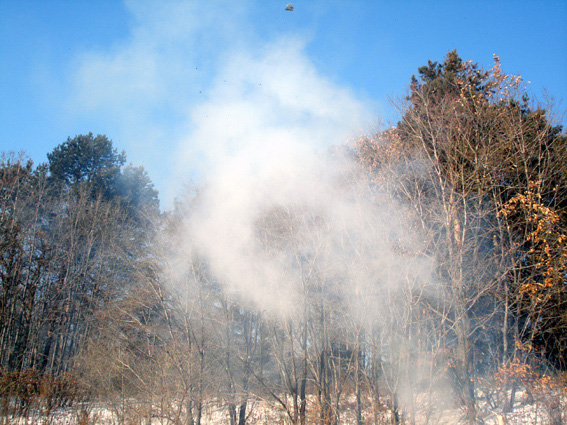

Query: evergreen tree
left=47, top=133, right=125, bottom=199
left=47, top=133, right=159, bottom=220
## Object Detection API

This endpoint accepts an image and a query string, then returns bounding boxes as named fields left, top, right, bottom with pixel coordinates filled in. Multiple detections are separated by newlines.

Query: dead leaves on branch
left=454, top=55, right=526, bottom=109
left=498, top=181, right=567, bottom=301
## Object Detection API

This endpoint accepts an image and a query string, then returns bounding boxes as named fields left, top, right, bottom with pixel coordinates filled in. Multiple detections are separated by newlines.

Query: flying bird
left=285, top=3, right=294, bottom=11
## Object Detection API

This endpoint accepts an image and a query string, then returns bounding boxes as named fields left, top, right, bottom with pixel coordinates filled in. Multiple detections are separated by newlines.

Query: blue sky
left=1, top=0, right=566, bottom=207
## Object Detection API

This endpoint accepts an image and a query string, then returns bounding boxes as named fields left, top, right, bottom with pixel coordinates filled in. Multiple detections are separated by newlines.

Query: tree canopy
left=47, top=132, right=159, bottom=218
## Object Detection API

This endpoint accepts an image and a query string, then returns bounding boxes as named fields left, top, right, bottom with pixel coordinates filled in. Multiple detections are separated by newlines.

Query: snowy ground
left=2, top=391, right=564, bottom=424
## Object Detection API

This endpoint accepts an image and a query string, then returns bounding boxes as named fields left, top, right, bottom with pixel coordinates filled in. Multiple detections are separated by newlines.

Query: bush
left=0, top=369, right=81, bottom=419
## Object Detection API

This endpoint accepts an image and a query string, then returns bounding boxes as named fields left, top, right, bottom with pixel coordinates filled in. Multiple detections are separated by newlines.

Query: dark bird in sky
left=285, top=4, right=294, bottom=11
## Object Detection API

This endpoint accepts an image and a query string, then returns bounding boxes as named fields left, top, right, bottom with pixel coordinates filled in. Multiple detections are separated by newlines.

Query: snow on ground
left=3, top=392, right=565, bottom=424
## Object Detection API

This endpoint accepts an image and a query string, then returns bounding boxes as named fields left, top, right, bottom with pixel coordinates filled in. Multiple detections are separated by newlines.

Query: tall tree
left=47, top=133, right=159, bottom=226
left=47, top=133, right=125, bottom=198
left=352, top=50, right=567, bottom=421
left=0, top=153, right=49, bottom=371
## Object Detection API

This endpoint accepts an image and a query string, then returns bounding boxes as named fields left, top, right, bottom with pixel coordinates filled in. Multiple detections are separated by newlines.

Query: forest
left=1, top=52, right=566, bottom=424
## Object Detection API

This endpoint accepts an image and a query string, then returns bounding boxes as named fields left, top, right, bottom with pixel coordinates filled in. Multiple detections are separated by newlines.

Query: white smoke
left=64, top=0, right=437, bottom=335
